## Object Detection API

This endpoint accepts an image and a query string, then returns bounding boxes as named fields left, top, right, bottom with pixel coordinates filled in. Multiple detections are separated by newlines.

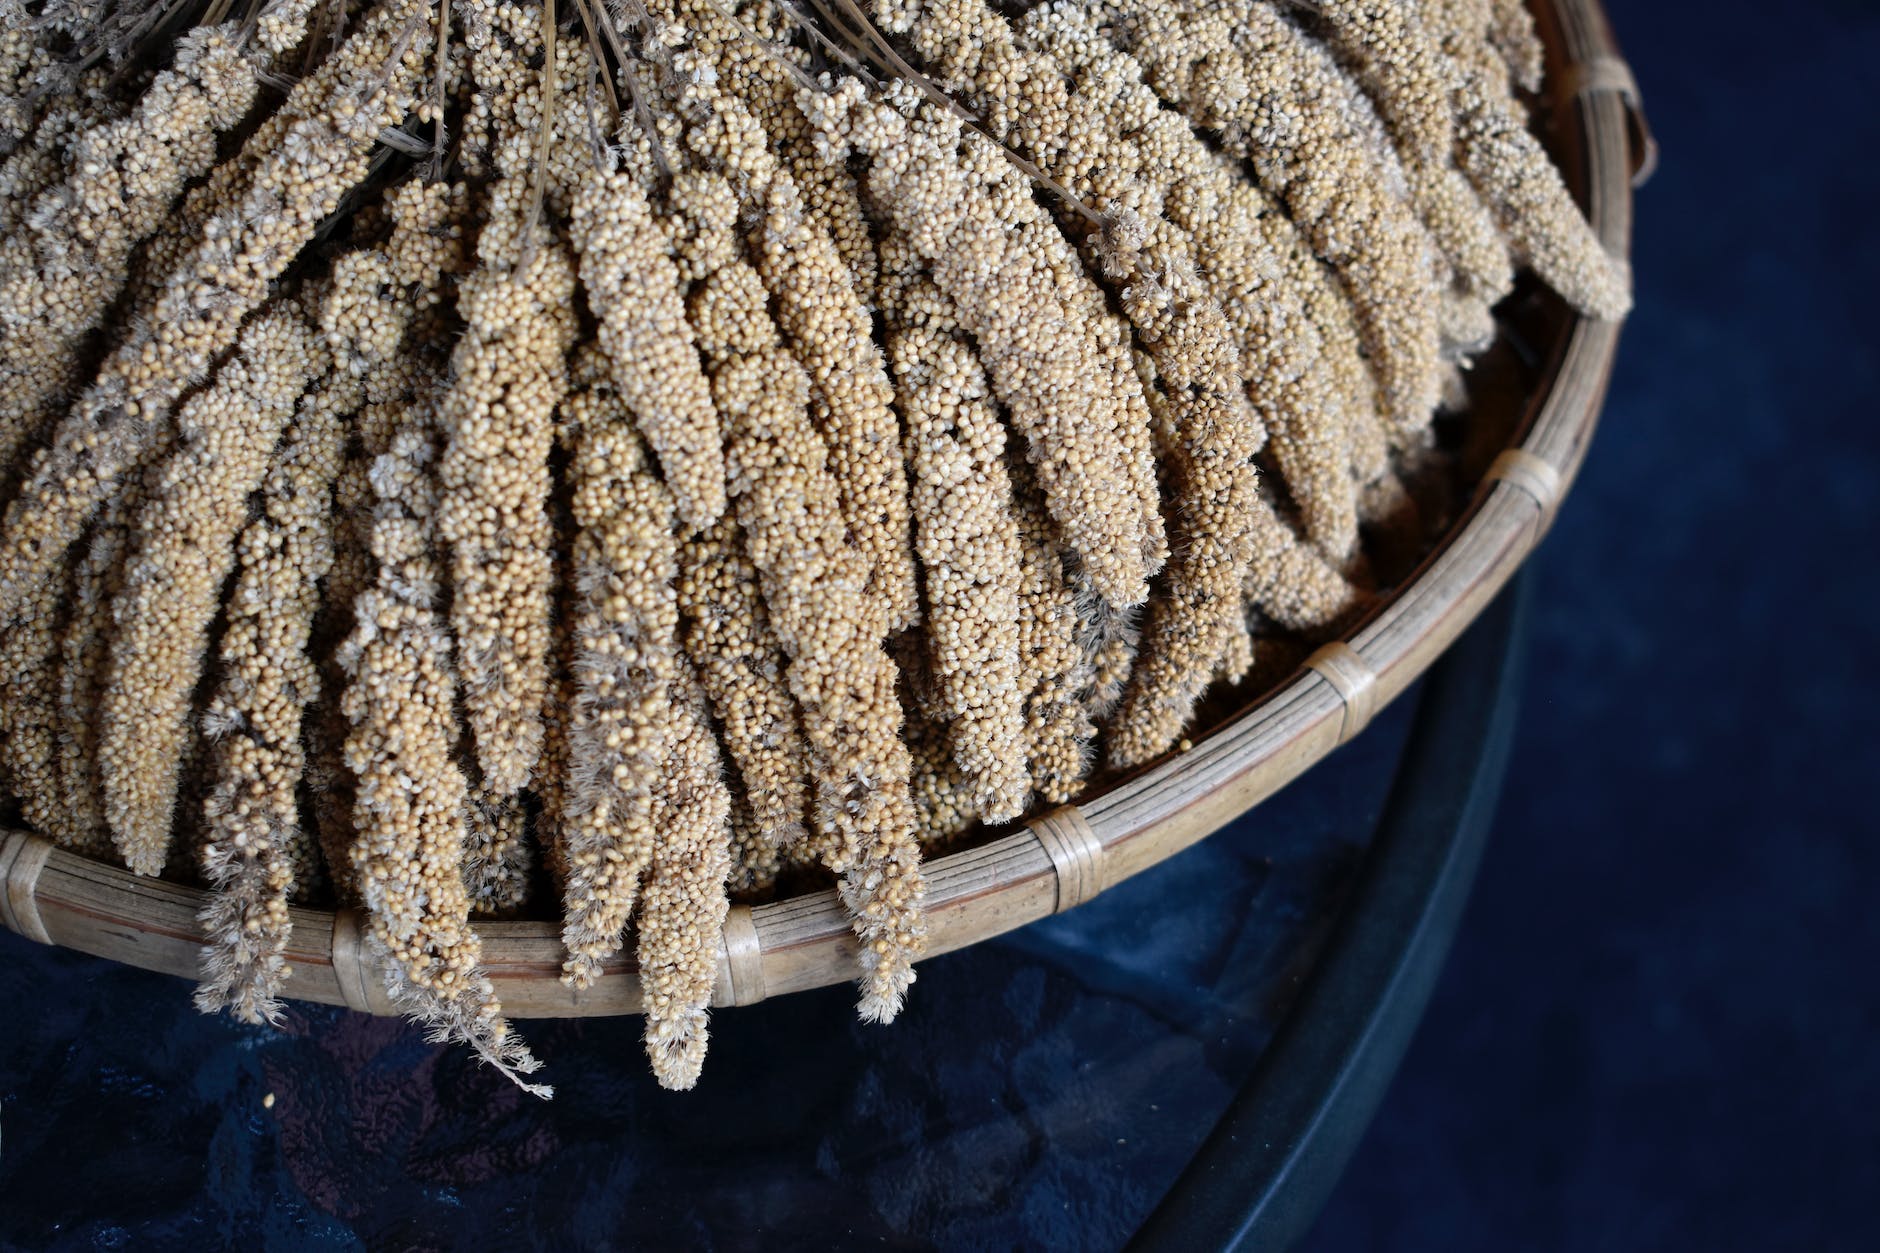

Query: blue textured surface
left=1307, top=1, right=1880, bottom=1248
left=0, top=701, right=1413, bottom=1250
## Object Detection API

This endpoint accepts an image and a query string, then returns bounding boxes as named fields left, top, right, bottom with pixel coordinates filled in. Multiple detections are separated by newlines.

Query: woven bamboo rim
left=0, top=0, right=1648, bottom=1018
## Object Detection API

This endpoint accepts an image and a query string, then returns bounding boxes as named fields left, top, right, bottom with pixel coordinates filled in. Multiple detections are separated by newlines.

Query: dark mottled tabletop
left=0, top=695, right=1415, bottom=1251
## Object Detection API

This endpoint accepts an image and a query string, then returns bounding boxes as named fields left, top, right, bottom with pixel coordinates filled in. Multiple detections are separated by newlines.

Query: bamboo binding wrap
left=0, top=0, right=1649, bottom=1019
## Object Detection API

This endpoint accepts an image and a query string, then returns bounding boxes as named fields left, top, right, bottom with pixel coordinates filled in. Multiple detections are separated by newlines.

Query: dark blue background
left=3, top=0, right=1878, bottom=1247
left=1311, top=0, right=1880, bottom=1246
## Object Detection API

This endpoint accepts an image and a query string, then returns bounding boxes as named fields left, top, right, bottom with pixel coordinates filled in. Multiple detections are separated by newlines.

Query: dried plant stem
left=0, top=0, right=435, bottom=829
left=1008, top=456, right=1095, bottom=806
left=878, top=233, right=1029, bottom=821
left=195, top=362, right=347, bottom=1024
left=1433, top=0, right=1631, bottom=319
left=50, top=420, right=181, bottom=855
left=676, top=515, right=816, bottom=866
left=101, top=312, right=323, bottom=874
left=636, top=656, right=733, bottom=1089
left=554, top=377, right=684, bottom=989
left=1104, top=271, right=1276, bottom=770
left=307, top=178, right=470, bottom=901
left=1485, top=0, right=1545, bottom=92
left=1309, top=2, right=1513, bottom=345
left=685, top=217, right=924, bottom=1022
left=672, top=51, right=920, bottom=632
left=807, top=81, right=1160, bottom=611
left=569, top=165, right=726, bottom=529
left=438, top=0, right=577, bottom=796
left=0, top=25, right=261, bottom=485
left=435, top=237, right=577, bottom=795
left=339, top=382, right=545, bottom=1097
left=1100, top=0, right=1444, bottom=434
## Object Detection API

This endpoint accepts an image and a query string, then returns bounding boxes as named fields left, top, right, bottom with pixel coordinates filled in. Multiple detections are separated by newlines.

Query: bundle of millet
left=194, top=347, right=348, bottom=1024
left=877, top=230, right=1029, bottom=823
left=0, top=0, right=1627, bottom=1090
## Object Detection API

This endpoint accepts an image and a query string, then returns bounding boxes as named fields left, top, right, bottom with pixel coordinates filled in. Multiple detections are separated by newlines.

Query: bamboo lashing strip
left=330, top=907, right=399, bottom=1016
left=720, top=904, right=766, bottom=1007
left=1486, top=447, right=1564, bottom=534
left=0, top=829, right=53, bottom=944
left=1305, top=642, right=1380, bottom=746
left=1557, top=52, right=1657, bottom=186
left=1557, top=52, right=1637, bottom=104
left=1029, top=806, right=1105, bottom=913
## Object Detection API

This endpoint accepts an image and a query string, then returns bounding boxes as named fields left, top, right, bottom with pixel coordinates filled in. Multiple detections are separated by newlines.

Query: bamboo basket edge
left=0, top=0, right=1647, bottom=1020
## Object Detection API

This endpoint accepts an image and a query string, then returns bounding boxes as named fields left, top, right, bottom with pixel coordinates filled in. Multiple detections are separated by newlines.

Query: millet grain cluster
left=0, top=0, right=1627, bottom=1089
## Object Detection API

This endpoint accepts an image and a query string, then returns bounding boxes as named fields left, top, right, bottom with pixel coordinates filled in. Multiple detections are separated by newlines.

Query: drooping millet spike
left=0, top=0, right=1626, bottom=1091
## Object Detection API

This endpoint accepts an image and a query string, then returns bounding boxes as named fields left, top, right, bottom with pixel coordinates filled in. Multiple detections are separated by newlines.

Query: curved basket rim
left=0, top=0, right=1642, bottom=1019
